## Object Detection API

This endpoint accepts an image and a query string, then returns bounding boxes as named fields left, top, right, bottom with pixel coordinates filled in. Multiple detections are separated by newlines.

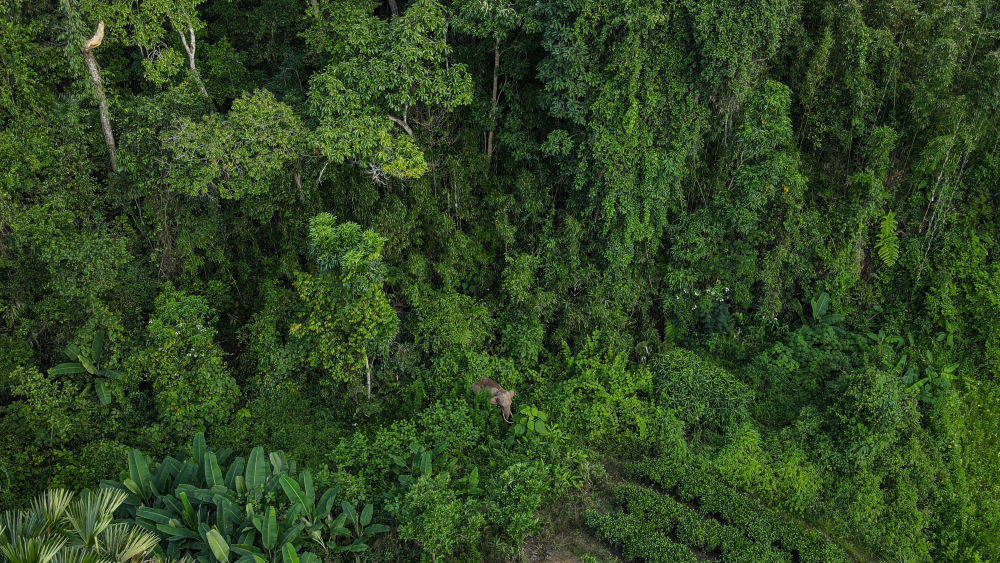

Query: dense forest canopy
left=2, top=0, right=999, bottom=560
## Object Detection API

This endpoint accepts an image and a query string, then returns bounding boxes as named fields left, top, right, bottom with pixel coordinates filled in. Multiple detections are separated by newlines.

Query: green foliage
left=134, top=286, right=239, bottom=442
left=292, top=214, right=398, bottom=393
left=0, top=488, right=159, bottom=563
left=306, top=0, right=472, bottom=180
left=397, top=473, right=484, bottom=559
left=510, top=405, right=550, bottom=440
left=877, top=211, right=900, bottom=267
left=49, top=328, right=123, bottom=405
left=3, top=0, right=1000, bottom=559
left=166, top=90, right=308, bottom=200
left=651, top=349, right=751, bottom=435
left=100, top=433, right=389, bottom=561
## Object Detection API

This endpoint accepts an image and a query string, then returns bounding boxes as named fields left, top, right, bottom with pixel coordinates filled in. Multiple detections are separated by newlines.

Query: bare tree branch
left=388, top=114, right=414, bottom=137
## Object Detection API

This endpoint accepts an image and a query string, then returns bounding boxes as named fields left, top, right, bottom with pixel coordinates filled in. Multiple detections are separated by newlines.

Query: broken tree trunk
left=82, top=21, right=117, bottom=172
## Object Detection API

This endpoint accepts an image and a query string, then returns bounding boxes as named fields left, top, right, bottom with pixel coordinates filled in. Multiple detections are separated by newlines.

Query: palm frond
left=0, top=536, right=68, bottom=563
left=100, top=523, right=159, bottom=562
left=1, top=510, right=28, bottom=543
left=48, top=545, right=104, bottom=563
left=64, top=489, right=127, bottom=549
left=32, top=489, right=75, bottom=531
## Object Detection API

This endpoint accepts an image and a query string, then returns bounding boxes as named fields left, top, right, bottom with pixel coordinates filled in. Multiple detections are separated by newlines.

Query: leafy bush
left=397, top=473, right=485, bottom=559
left=134, top=286, right=239, bottom=443
left=651, top=349, right=751, bottom=436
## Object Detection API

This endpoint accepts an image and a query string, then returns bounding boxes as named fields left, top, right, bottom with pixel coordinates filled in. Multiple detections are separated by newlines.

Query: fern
left=876, top=212, right=899, bottom=267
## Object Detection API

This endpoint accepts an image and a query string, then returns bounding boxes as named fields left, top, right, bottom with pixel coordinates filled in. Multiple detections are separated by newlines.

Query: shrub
left=135, top=286, right=239, bottom=443
left=398, top=472, right=485, bottom=559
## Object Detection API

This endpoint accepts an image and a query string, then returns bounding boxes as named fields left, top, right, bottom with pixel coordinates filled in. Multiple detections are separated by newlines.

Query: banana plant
left=809, top=292, right=846, bottom=338
left=326, top=501, right=389, bottom=560
left=48, top=328, right=123, bottom=405
left=277, top=473, right=389, bottom=561
left=102, top=433, right=310, bottom=561
left=389, top=443, right=456, bottom=489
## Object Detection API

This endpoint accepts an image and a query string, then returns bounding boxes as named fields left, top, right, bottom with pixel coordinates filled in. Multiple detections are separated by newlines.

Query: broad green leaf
left=205, top=452, right=224, bottom=487
left=341, top=502, right=357, bottom=524
left=95, top=379, right=111, bottom=405
left=811, top=292, right=830, bottom=319
left=280, top=542, right=299, bottom=563
left=269, top=451, right=288, bottom=474
left=50, top=362, right=86, bottom=375
left=279, top=475, right=311, bottom=513
left=231, top=544, right=265, bottom=558
left=92, top=328, right=106, bottom=360
left=136, top=506, right=174, bottom=524
left=360, top=503, right=372, bottom=526
left=245, top=447, right=267, bottom=491
left=301, top=469, right=315, bottom=505
left=102, top=369, right=124, bottom=380
left=278, top=475, right=312, bottom=513
left=193, top=432, right=208, bottom=464
left=175, top=460, right=199, bottom=489
left=534, top=420, right=548, bottom=435
left=122, top=478, right=142, bottom=498
left=78, top=354, right=98, bottom=375
left=179, top=491, right=197, bottom=528
left=128, top=450, right=154, bottom=499
left=261, top=506, right=277, bottom=550
left=225, top=457, right=245, bottom=489
left=215, top=495, right=242, bottom=532
left=277, top=523, right=304, bottom=548
left=206, top=528, right=230, bottom=562
left=156, top=523, right=200, bottom=540
left=316, top=487, right=339, bottom=517
left=64, top=343, right=83, bottom=361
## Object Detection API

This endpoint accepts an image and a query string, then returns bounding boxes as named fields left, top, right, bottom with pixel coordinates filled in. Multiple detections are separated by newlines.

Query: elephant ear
left=490, top=395, right=500, bottom=405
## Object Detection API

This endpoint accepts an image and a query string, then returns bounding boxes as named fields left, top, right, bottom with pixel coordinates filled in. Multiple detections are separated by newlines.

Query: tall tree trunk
left=486, top=38, right=500, bottom=159
left=178, top=25, right=210, bottom=99
left=387, top=0, right=399, bottom=17
left=364, top=351, right=372, bottom=398
left=82, top=22, right=117, bottom=172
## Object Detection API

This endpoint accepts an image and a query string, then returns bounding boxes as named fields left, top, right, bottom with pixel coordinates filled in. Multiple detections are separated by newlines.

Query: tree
left=165, top=89, right=309, bottom=200
left=129, top=0, right=213, bottom=98
left=134, top=285, right=239, bottom=442
left=306, top=0, right=472, bottom=181
left=292, top=213, right=398, bottom=397
left=80, top=21, right=117, bottom=171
